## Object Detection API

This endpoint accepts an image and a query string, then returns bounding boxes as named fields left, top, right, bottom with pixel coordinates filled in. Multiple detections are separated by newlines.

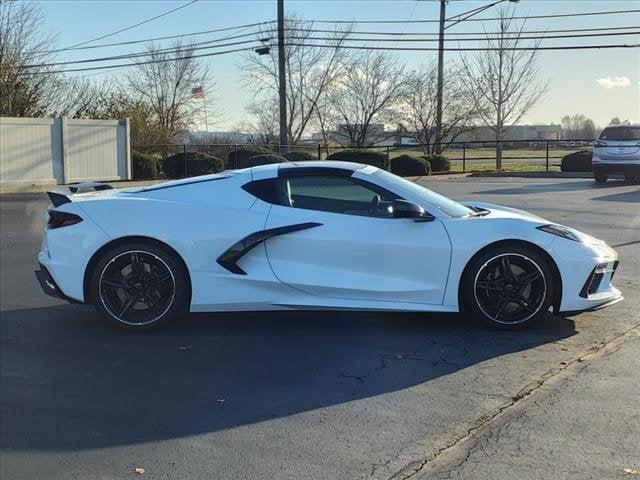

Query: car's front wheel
left=461, top=245, right=555, bottom=330
left=90, top=242, right=189, bottom=331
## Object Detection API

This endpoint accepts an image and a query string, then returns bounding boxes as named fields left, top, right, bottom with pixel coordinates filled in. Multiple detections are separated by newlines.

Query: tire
left=460, top=244, right=555, bottom=330
left=624, top=174, right=638, bottom=183
left=594, top=172, right=608, bottom=183
left=89, top=242, right=189, bottom=331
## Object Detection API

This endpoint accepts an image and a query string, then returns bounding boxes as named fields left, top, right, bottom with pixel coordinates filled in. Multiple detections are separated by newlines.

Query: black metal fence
left=133, top=139, right=601, bottom=179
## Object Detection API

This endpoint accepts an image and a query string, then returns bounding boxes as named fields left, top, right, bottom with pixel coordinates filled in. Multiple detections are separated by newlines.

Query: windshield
left=372, top=169, right=474, bottom=218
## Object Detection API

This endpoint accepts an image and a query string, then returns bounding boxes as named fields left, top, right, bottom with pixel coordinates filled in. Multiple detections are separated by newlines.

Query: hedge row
left=162, top=152, right=224, bottom=178
left=561, top=150, right=592, bottom=172
left=131, top=148, right=453, bottom=180
left=228, top=146, right=273, bottom=168
left=326, top=149, right=388, bottom=169
left=422, top=154, right=451, bottom=173
left=391, top=155, right=431, bottom=176
left=132, top=151, right=160, bottom=180
left=283, top=150, right=317, bottom=162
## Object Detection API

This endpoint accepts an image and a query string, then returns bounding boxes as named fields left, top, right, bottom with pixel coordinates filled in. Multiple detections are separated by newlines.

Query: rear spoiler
left=47, top=181, right=113, bottom=207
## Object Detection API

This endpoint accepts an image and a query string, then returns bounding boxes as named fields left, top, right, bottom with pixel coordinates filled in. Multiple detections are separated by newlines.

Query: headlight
left=537, top=224, right=584, bottom=242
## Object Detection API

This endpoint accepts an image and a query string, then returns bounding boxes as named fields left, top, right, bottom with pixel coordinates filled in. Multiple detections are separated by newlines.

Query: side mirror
left=391, top=200, right=434, bottom=222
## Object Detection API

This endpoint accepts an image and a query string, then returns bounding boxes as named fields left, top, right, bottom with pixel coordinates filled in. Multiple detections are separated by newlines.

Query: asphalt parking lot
left=1, top=176, right=639, bottom=480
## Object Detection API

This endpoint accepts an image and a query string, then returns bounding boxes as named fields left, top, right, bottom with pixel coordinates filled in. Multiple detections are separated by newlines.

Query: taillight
left=594, top=140, right=607, bottom=147
left=47, top=210, right=83, bottom=229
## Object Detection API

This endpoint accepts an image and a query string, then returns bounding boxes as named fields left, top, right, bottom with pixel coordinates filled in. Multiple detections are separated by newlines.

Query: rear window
left=599, top=126, right=640, bottom=141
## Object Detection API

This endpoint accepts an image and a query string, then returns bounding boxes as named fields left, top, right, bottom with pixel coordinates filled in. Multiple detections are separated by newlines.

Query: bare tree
left=561, top=114, right=596, bottom=140
left=0, top=1, right=112, bottom=118
left=239, top=98, right=279, bottom=145
left=78, top=85, right=160, bottom=145
left=0, top=0, right=59, bottom=116
left=242, top=16, right=351, bottom=144
left=461, top=5, right=548, bottom=168
left=126, top=40, right=214, bottom=143
left=331, top=50, right=406, bottom=148
left=312, top=84, right=342, bottom=153
left=608, top=117, right=629, bottom=126
left=401, top=61, right=484, bottom=154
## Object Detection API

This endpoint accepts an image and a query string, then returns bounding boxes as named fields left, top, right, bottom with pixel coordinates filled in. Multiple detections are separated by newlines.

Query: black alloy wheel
left=461, top=246, right=555, bottom=329
left=91, top=243, right=188, bottom=331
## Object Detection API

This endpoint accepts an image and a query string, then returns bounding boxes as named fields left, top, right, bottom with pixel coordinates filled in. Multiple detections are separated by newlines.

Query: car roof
left=280, top=160, right=366, bottom=172
left=251, top=160, right=371, bottom=179
left=603, top=124, right=640, bottom=129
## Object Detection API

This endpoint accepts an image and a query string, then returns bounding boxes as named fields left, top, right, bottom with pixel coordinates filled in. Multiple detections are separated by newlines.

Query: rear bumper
left=34, top=264, right=82, bottom=304
left=592, top=163, right=640, bottom=175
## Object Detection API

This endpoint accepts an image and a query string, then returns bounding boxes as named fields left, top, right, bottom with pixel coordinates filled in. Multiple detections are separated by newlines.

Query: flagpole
left=203, top=92, right=209, bottom=144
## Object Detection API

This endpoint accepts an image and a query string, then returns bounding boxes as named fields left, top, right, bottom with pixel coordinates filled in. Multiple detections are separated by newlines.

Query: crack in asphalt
left=338, top=348, right=466, bottom=385
left=383, top=322, right=640, bottom=480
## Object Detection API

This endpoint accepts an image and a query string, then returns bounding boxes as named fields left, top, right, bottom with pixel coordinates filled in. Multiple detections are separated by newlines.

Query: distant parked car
left=592, top=124, right=640, bottom=183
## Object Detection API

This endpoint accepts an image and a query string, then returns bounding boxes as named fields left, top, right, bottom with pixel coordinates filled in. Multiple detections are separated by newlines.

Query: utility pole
left=434, top=0, right=446, bottom=155
left=277, top=0, right=287, bottom=151
left=435, top=0, right=518, bottom=156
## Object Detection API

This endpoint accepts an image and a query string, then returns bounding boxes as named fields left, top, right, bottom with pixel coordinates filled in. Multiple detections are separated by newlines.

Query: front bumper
left=549, top=237, right=622, bottom=314
left=34, top=263, right=82, bottom=304
left=559, top=295, right=624, bottom=317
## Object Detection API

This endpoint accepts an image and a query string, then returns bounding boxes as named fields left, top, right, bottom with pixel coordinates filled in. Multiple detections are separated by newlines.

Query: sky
left=36, top=0, right=640, bottom=131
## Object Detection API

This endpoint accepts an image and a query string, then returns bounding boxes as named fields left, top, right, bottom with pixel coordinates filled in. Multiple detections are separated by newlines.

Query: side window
left=283, top=176, right=398, bottom=217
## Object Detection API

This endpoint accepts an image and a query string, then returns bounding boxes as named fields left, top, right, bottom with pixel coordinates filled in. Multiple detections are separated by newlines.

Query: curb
left=468, top=171, right=592, bottom=179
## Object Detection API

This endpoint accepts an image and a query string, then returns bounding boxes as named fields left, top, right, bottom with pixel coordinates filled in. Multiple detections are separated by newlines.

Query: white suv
left=592, top=124, right=640, bottom=183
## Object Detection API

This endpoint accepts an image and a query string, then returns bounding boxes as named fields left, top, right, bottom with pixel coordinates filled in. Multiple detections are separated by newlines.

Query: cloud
left=595, top=76, right=631, bottom=90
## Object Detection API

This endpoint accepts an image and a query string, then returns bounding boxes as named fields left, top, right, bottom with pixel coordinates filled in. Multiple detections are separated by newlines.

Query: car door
left=263, top=173, right=452, bottom=305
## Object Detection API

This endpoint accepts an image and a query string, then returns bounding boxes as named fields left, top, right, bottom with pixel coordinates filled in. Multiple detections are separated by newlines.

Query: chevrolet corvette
left=36, top=161, right=622, bottom=331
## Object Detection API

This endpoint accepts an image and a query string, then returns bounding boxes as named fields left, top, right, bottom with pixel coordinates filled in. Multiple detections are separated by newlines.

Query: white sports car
left=36, top=161, right=622, bottom=331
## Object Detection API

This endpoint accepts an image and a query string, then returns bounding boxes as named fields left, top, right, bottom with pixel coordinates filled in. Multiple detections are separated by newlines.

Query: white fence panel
left=63, top=119, right=128, bottom=183
left=0, top=117, right=63, bottom=186
left=0, top=116, right=130, bottom=187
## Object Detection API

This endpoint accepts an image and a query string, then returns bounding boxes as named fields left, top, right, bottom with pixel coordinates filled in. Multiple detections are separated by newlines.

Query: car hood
left=462, top=201, right=547, bottom=222
left=462, top=201, right=606, bottom=245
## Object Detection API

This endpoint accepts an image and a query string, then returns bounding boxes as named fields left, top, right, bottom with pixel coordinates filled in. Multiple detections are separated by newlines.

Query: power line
left=293, top=31, right=640, bottom=43
left=392, top=0, right=421, bottom=48
left=286, top=42, right=640, bottom=51
left=42, top=21, right=275, bottom=54
left=23, top=38, right=266, bottom=68
left=286, top=25, right=640, bottom=37
left=21, top=38, right=638, bottom=77
left=30, top=23, right=640, bottom=56
left=25, top=29, right=639, bottom=69
left=22, top=45, right=270, bottom=75
left=60, top=0, right=200, bottom=50
left=304, top=8, right=640, bottom=24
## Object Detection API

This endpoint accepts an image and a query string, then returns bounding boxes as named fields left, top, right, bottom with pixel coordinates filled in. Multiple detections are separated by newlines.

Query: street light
left=434, top=0, right=520, bottom=154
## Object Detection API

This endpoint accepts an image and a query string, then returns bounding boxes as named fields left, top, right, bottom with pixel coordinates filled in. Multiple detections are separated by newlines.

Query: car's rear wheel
left=624, top=174, right=639, bottom=182
left=461, top=245, right=555, bottom=330
left=594, top=172, right=608, bottom=183
left=90, top=242, right=189, bottom=331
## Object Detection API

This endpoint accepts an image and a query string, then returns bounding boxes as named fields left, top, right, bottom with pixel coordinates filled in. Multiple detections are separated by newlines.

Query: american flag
left=191, top=86, right=204, bottom=99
